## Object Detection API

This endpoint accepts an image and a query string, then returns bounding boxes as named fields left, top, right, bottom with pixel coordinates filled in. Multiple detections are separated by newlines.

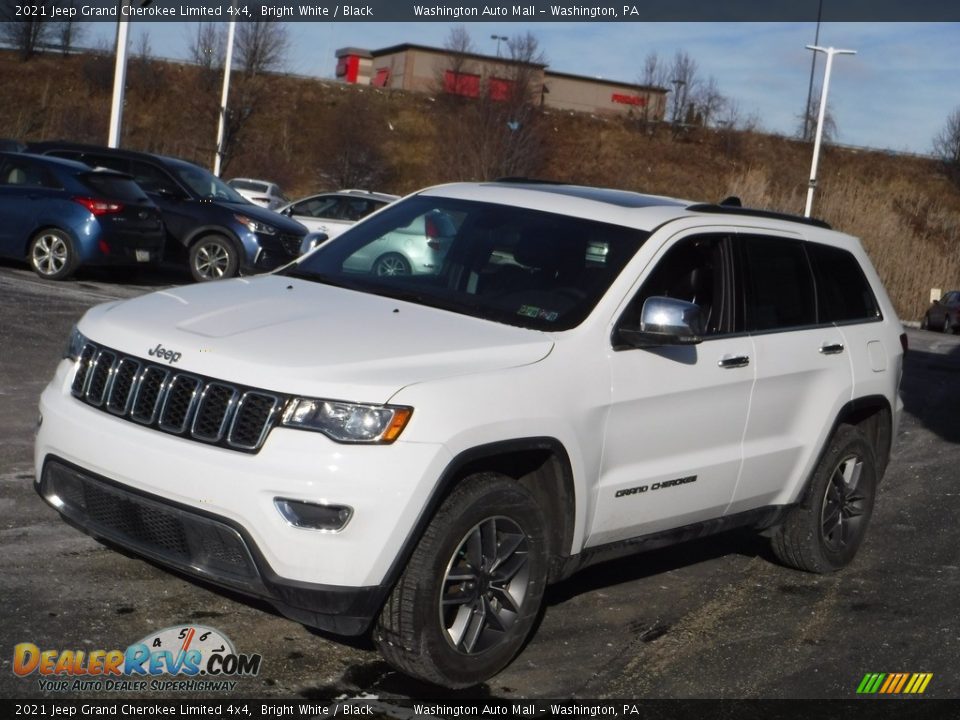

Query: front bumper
left=37, top=458, right=381, bottom=634
left=35, top=359, right=453, bottom=634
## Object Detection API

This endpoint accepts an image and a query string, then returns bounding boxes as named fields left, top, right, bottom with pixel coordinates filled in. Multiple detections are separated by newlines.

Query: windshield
left=289, top=195, right=649, bottom=331
left=173, top=163, right=248, bottom=202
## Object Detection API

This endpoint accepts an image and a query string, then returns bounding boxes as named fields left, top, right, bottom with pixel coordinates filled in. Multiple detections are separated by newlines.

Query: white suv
left=35, top=181, right=905, bottom=688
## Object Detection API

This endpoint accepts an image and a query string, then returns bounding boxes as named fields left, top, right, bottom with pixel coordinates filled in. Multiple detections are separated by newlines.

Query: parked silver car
left=226, top=178, right=287, bottom=210
left=278, top=190, right=398, bottom=239
left=342, top=208, right=460, bottom=276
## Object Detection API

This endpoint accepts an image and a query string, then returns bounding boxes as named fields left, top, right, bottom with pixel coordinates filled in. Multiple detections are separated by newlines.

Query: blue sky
left=89, top=21, right=960, bottom=155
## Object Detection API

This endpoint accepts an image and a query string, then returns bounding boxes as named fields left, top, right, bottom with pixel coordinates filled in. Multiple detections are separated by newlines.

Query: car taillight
left=73, top=197, right=123, bottom=216
left=426, top=217, right=440, bottom=250
left=900, top=332, right=908, bottom=355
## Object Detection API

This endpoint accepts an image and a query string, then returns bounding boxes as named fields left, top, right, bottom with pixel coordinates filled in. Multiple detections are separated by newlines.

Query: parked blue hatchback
left=0, top=152, right=164, bottom=280
left=28, top=142, right=308, bottom=282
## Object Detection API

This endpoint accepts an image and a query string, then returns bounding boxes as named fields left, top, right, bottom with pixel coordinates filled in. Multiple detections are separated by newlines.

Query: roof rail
left=492, top=177, right=571, bottom=185
left=687, top=203, right=832, bottom=229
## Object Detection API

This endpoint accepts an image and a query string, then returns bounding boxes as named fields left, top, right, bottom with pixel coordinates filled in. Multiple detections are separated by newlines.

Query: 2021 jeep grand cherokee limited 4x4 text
left=35, top=181, right=904, bottom=688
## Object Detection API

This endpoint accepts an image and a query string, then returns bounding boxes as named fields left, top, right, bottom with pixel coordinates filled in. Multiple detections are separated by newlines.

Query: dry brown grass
left=3, top=50, right=959, bottom=320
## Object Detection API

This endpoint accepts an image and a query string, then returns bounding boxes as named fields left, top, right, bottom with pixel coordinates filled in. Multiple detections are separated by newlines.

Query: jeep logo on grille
left=148, top=343, right=182, bottom=364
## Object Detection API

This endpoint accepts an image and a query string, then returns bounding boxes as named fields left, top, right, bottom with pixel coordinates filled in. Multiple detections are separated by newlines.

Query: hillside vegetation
left=3, top=50, right=959, bottom=321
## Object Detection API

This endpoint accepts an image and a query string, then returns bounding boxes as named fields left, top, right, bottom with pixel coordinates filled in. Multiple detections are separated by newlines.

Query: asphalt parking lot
left=1, top=261, right=958, bottom=703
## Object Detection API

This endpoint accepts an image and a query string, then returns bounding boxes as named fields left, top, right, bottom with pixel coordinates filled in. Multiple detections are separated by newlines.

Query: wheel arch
left=380, top=438, right=577, bottom=603
left=797, top=394, right=893, bottom=505
left=24, top=224, right=79, bottom=259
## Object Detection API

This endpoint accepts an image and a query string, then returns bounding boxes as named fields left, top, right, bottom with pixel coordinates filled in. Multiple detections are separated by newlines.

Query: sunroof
left=487, top=181, right=686, bottom=209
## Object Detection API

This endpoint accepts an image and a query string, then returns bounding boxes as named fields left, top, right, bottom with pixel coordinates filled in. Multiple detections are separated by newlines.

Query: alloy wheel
left=820, top=454, right=867, bottom=553
left=439, top=516, right=530, bottom=655
left=32, top=233, right=70, bottom=276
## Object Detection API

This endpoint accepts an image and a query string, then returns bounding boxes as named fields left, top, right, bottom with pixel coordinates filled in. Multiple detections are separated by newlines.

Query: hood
left=222, top=201, right=306, bottom=234
left=79, top=275, right=554, bottom=403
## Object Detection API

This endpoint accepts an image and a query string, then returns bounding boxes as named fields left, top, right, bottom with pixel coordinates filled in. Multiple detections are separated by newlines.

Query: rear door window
left=740, top=235, right=816, bottom=332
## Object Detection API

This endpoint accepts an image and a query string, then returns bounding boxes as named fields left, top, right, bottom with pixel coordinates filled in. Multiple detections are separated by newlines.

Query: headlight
left=281, top=398, right=412, bottom=444
left=64, top=326, right=87, bottom=360
left=234, top=214, right=277, bottom=235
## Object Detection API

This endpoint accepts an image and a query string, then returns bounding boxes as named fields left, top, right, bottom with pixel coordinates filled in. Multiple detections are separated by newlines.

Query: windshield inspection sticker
left=518, top=305, right=559, bottom=322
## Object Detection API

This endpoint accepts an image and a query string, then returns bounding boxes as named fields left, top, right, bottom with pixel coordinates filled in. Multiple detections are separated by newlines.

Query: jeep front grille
left=70, top=342, right=284, bottom=453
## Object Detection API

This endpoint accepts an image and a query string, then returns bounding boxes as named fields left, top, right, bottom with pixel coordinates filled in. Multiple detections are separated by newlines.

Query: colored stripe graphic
left=857, top=673, right=932, bottom=694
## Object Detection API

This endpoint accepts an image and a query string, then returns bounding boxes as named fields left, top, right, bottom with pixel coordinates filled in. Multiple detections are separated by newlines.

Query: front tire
left=770, top=425, right=877, bottom=573
left=374, top=473, right=548, bottom=688
left=944, top=314, right=954, bottom=335
left=189, top=235, right=239, bottom=282
left=29, top=229, right=77, bottom=280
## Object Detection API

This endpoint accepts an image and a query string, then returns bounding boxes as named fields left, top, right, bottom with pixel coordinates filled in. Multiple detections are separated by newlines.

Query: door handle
left=819, top=343, right=845, bottom=355
left=718, top=355, right=750, bottom=369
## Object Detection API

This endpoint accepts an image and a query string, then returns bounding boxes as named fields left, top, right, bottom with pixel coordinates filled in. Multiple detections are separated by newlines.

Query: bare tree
left=933, top=106, right=960, bottom=183
left=691, top=76, right=727, bottom=128
left=0, top=6, right=56, bottom=61
left=435, top=31, right=547, bottom=180
left=436, top=25, right=477, bottom=96
left=187, top=23, right=225, bottom=91
left=235, top=21, right=288, bottom=77
left=56, top=4, right=85, bottom=56
left=668, top=50, right=699, bottom=124
left=796, top=92, right=837, bottom=143
left=636, top=52, right=670, bottom=127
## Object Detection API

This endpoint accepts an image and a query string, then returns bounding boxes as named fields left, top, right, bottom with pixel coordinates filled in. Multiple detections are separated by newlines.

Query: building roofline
left=364, top=42, right=549, bottom=69
left=543, top=69, right=667, bottom=94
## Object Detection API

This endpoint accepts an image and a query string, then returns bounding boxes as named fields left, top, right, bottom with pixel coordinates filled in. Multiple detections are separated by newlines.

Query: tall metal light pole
left=490, top=34, right=507, bottom=57
left=213, top=18, right=237, bottom=177
left=803, top=45, right=856, bottom=217
left=802, top=0, right=824, bottom=142
left=107, top=0, right=132, bottom=148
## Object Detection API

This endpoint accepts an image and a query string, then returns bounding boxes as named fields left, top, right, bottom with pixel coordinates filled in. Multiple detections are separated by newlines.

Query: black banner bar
left=2, top=0, right=960, bottom=23
left=2, top=699, right=959, bottom=719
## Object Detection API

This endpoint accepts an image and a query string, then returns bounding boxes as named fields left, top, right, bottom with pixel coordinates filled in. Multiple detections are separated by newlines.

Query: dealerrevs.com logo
left=13, top=625, right=262, bottom=692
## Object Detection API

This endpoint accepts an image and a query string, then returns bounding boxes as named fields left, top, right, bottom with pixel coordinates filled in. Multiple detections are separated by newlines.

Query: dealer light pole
left=213, top=17, right=237, bottom=177
left=107, top=0, right=132, bottom=148
left=803, top=45, right=856, bottom=217
left=490, top=34, right=507, bottom=57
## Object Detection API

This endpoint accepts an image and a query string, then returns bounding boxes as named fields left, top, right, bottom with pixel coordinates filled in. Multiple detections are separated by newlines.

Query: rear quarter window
left=807, top=242, right=881, bottom=323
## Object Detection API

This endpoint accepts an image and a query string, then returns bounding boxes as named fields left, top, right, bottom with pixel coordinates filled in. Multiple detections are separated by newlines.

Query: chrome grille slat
left=85, top=350, right=117, bottom=407
left=106, top=358, right=141, bottom=416
left=67, top=342, right=284, bottom=453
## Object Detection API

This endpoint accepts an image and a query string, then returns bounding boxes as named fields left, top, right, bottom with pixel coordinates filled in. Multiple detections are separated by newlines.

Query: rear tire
left=374, top=473, right=548, bottom=688
left=372, top=252, right=411, bottom=277
left=944, top=314, right=954, bottom=335
left=770, top=425, right=877, bottom=573
left=29, top=229, right=77, bottom=280
left=920, top=313, right=929, bottom=330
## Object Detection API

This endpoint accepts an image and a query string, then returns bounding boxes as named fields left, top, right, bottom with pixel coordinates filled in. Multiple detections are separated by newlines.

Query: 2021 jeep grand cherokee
left=35, top=181, right=904, bottom=687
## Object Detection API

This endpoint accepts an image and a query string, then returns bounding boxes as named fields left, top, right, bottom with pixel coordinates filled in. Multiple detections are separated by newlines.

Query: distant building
left=335, top=43, right=668, bottom=120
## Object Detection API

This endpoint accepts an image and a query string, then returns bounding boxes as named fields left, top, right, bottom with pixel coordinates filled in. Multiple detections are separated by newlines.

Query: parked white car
left=37, top=180, right=905, bottom=688
left=226, top=178, right=287, bottom=210
left=277, top=189, right=398, bottom=239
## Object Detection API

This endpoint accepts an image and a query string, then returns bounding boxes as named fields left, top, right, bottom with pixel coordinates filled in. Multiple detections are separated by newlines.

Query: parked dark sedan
left=0, top=152, right=164, bottom=280
left=921, top=290, right=960, bottom=334
left=28, top=142, right=308, bottom=282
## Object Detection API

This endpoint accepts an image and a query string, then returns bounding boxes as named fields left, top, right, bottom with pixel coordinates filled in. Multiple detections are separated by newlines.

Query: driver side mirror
left=618, top=296, right=704, bottom=349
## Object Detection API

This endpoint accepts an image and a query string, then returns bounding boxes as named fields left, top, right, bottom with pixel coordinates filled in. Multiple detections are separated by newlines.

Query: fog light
left=274, top=498, right=352, bottom=531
